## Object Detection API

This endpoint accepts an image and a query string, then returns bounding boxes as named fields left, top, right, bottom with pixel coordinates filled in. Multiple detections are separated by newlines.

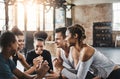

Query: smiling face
left=9, top=41, right=18, bottom=56
left=17, top=35, right=24, bottom=51
left=34, top=40, right=44, bottom=55
left=55, top=32, right=67, bottom=48
left=4, top=37, right=18, bottom=58
left=65, top=29, right=76, bottom=47
left=0, top=31, right=18, bottom=58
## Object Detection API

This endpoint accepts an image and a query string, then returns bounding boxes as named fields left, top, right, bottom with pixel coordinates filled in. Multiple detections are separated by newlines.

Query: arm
left=13, top=61, right=50, bottom=79
left=17, top=52, right=31, bottom=69
left=25, top=56, right=43, bottom=74
left=13, top=68, right=34, bottom=79
left=46, top=51, right=53, bottom=72
left=18, top=52, right=39, bottom=75
left=61, top=56, right=94, bottom=79
left=24, top=66, right=36, bottom=74
left=45, top=72, right=67, bottom=79
left=54, top=48, right=64, bottom=72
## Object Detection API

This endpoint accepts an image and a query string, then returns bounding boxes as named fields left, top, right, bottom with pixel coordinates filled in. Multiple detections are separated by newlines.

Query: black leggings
left=107, top=68, right=120, bottom=79
left=85, top=71, right=95, bottom=79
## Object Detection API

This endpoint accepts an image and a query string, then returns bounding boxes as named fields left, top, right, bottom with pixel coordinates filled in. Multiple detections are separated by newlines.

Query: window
left=0, top=1, right=13, bottom=31
left=44, top=6, right=53, bottom=31
left=0, top=0, right=54, bottom=31
left=0, top=0, right=66, bottom=32
left=0, top=2, right=5, bottom=30
left=17, top=2, right=25, bottom=31
left=17, top=1, right=53, bottom=31
left=113, top=3, right=120, bottom=31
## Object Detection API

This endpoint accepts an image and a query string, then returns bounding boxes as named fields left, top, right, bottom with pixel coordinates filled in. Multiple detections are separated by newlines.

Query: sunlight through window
left=0, top=2, right=5, bottom=30
left=113, top=2, right=120, bottom=31
left=17, top=1, right=53, bottom=31
left=17, top=3, right=24, bottom=30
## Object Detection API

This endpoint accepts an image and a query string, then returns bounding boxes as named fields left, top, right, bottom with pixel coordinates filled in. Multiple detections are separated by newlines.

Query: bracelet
left=58, top=73, right=63, bottom=79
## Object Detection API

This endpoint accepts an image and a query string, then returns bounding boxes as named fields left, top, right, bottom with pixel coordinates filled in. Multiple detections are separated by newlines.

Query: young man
left=26, top=31, right=53, bottom=74
left=46, top=27, right=69, bottom=79
left=54, top=27, right=70, bottom=68
left=0, top=31, right=49, bottom=79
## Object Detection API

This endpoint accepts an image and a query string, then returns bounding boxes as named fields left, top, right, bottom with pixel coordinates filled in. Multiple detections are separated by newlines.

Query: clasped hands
left=45, top=57, right=64, bottom=79
left=33, top=56, right=50, bottom=79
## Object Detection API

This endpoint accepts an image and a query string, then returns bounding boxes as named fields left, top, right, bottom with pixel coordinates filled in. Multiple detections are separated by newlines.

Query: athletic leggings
left=107, top=68, right=120, bottom=79
left=85, top=71, right=95, bottom=79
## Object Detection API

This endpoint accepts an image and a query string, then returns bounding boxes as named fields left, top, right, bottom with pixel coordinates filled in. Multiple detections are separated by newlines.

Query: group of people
left=0, top=24, right=120, bottom=79
left=49, top=24, right=120, bottom=79
left=0, top=30, right=49, bottom=79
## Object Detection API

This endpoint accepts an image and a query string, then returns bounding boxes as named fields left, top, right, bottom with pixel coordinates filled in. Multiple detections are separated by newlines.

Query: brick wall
left=72, top=3, right=112, bottom=45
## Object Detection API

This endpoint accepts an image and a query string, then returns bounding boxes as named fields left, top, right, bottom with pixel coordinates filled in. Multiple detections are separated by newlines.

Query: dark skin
left=1, top=40, right=49, bottom=79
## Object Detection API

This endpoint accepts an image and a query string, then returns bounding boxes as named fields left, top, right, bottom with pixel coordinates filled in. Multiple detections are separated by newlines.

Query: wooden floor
left=95, top=47, right=120, bottom=64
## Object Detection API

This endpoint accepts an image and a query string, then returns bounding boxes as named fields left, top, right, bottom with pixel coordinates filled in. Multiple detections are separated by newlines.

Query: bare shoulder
left=56, top=48, right=61, bottom=58
left=56, top=48, right=61, bottom=52
left=81, top=45, right=95, bottom=62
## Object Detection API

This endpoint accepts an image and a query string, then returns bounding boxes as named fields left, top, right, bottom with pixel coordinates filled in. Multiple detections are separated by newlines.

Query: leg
left=107, top=68, right=120, bottom=79
left=85, top=71, right=95, bottom=79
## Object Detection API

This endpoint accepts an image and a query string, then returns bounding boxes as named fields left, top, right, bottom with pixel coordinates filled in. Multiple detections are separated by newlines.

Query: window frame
left=113, top=2, right=120, bottom=31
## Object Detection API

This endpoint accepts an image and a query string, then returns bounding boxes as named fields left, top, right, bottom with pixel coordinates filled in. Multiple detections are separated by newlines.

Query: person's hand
left=35, top=60, right=50, bottom=79
left=53, top=58, right=63, bottom=72
left=93, top=76, right=101, bottom=79
left=33, top=55, right=43, bottom=68
left=53, top=58, right=63, bottom=68
left=45, top=71, right=59, bottom=79
left=45, top=71, right=67, bottom=79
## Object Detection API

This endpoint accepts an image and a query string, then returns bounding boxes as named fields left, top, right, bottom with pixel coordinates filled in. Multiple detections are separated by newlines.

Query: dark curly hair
left=33, top=31, right=48, bottom=40
left=67, top=24, right=86, bottom=41
left=0, top=31, right=16, bottom=48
